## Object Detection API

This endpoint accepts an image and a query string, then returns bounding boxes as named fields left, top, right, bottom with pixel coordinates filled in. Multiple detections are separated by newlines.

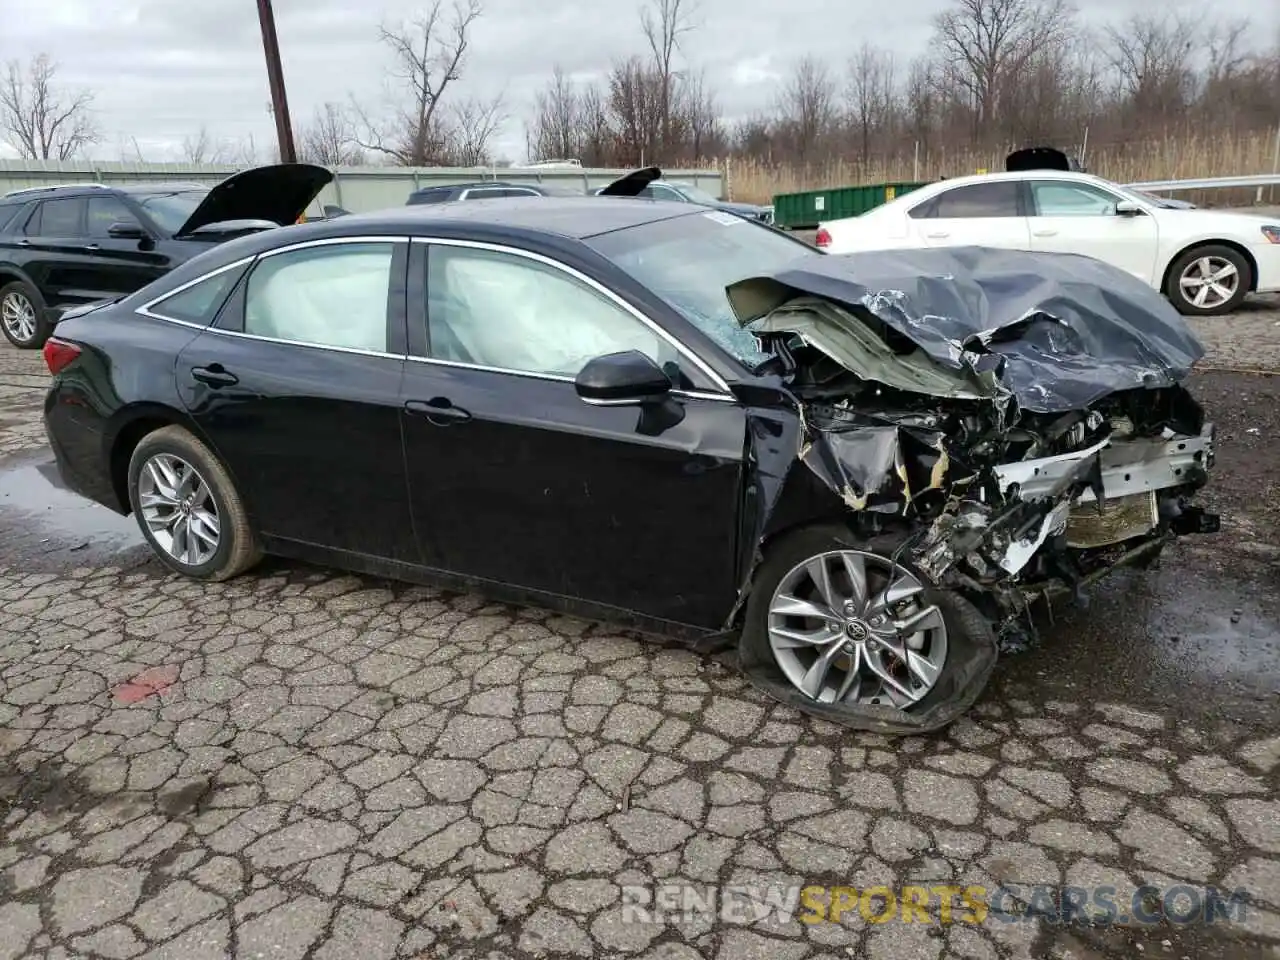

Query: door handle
left=16, top=239, right=29, bottom=247
left=925, top=231, right=950, bottom=239
left=190, top=365, right=239, bottom=387
left=405, top=397, right=472, bottom=425
left=83, top=243, right=100, bottom=252
left=1032, top=229, right=1057, bottom=237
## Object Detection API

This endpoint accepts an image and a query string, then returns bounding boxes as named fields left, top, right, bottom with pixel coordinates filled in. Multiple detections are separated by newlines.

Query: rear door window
left=933, top=182, right=1020, bottom=218
left=32, top=197, right=86, bottom=236
left=911, top=182, right=1021, bottom=219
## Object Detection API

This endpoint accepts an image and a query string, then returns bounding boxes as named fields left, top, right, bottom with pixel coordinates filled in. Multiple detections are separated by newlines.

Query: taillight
left=815, top=227, right=832, bottom=248
left=43, top=338, right=81, bottom=375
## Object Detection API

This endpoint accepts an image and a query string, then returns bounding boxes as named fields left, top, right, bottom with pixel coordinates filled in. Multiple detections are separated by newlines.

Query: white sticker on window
left=703, top=210, right=744, bottom=226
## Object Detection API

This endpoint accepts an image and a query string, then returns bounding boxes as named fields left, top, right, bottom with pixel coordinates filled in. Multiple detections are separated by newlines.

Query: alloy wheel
left=1, top=291, right=37, bottom=344
left=1179, top=256, right=1239, bottom=310
left=766, top=549, right=948, bottom=708
left=138, top=453, right=221, bottom=566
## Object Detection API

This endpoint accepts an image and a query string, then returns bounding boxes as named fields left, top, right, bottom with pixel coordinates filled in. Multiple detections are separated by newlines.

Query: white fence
left=0, top=160, right=724, bottom=215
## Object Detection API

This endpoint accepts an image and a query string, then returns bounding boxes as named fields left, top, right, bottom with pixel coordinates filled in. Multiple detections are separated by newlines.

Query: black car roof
left=345, top=196, right=696, bottom=239
left=124, top=196, right=707, bottom=300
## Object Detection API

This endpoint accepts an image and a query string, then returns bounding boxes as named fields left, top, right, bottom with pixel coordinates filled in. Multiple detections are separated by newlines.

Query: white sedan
left=815, top=171, right=1280, bottom=316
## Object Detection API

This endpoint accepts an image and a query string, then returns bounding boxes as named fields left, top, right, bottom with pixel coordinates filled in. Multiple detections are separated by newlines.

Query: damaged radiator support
left=908, top=423, right=1216, bottom=649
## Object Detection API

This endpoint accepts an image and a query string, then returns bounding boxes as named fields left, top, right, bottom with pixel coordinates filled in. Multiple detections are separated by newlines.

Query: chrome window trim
left=139, top=237, right=407, bottom=347
left=137, top=255, right=258, bottom=324
left=412, top=236, right=734, bottom=395
left=402, top=353, right=733, bottom=403
left=131, top=233, right=738, bottom=403
left=255, top=235, right=410, bottom=259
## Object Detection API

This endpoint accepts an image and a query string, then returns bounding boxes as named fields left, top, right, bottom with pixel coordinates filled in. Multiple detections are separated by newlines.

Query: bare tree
left=299, top=102, right=364, bottom=165
left=223, top=135, right=261, bottom=167
left=608, top=56, right=663, bottom=164
left=776, top=56, right=837, bottom=163
left=640, top=0, right=697, bottom=159
left=682, top=68, right=723, bottom=162
left=578, top=85, right=615, bottom=165
left=353, top=0, right=484, bottom=165
left=933, top=0, right=1074, bottom=139
left=0, top=54, right=98, bottom=160
left=902, top=56, right=938, bottom=152
left=1104, top=13, right=1195, bottom=128
left=181, top=125, right=217, bottom=163
left=847, top=43, right=896, bottom=160
left=528, top=66, right=583, bottom=162
left=447, top=93, right=505, bottom=165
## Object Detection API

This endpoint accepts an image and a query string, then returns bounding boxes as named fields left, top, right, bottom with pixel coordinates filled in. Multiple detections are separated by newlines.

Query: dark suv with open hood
left=0, top=163, right=332, bottom=348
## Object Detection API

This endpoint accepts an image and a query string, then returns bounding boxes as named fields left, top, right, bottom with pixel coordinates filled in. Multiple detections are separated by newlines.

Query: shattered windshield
left=588, top=212, right=817, bottom=369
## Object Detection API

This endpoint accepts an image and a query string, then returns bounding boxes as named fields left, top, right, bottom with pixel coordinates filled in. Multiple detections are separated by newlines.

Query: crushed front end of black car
left=723, top=245, right=1218, bottom=730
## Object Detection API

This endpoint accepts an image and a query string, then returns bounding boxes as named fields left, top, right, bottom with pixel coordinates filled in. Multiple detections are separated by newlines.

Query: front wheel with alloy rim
left=0, top=280, right=50, bottom=349
left=738, top=525, right=998, bottom=733
left=127, top=425, right=262, bottom=581
left=1166, top=244, right=1251, bottom=316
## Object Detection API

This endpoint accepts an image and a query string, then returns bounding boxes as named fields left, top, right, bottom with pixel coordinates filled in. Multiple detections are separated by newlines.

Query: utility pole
left=256, top=0, right=297, bottom=163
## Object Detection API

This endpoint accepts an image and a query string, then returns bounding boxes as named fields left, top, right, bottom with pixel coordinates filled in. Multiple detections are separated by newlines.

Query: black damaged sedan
left=41, top=196, right=1218, bottom=733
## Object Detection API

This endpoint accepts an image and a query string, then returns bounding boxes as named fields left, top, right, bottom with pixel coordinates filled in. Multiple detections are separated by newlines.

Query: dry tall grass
left=724, top=130, right=1280, bottom=205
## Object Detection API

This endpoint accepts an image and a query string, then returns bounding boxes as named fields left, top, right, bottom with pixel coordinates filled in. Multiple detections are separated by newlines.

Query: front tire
left=738, top=524, right=997, bottom=733
left=127, top=425, right=261, bottom=581
left=0, top=280, right=51, bottom=349
left=1165, top=245, right=1251, bottom=316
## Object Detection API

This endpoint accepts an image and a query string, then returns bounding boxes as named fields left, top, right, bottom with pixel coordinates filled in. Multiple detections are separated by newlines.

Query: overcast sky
left=2, top=0, right=1276, bottom=164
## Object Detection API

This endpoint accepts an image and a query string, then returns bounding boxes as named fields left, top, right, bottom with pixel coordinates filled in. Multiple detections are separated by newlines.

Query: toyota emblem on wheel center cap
left=845, top=620, right=870, bottom=642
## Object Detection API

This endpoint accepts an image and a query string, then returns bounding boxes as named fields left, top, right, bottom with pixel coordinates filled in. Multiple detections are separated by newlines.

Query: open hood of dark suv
left=597, top=166, right=661, bottom=197
left=174, top=163, right=333, bottom=238
left=1005, top=146, right=1084, bottom=173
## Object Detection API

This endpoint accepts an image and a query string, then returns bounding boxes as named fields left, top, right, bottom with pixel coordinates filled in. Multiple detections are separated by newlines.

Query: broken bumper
left=991, top=422, right=1218, bottom=576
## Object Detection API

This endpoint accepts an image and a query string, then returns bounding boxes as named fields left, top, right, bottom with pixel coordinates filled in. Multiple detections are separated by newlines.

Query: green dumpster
left=771, top=181, right=929, bottom=230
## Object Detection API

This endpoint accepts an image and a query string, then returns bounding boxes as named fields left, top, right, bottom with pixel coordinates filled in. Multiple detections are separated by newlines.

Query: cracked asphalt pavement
left=2, top=300, right=1280, bottom=960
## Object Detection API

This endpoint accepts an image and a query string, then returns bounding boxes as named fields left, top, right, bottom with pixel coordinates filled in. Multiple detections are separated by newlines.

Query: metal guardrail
left=1126, top=174, right=1280, bottom=193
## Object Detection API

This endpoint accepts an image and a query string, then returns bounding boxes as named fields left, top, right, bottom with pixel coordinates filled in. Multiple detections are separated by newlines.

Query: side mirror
left=107, top=221, right=146, bottom=239
left=575, top=350, right=671, bottom=405
left=1114, top=200, right=1143, bottom=217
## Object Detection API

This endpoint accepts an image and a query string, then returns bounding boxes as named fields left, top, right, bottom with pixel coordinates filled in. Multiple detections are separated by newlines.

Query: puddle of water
left=0, top=456, right=142, bottom=548
left=1007, top=564, right=1280, bottom=724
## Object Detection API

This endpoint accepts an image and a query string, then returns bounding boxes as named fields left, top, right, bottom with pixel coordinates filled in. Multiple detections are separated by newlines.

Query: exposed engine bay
left=727, top=245, right=1220, bottom=656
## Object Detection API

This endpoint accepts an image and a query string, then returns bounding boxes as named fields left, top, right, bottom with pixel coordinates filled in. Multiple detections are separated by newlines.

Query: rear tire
left=0, top=280, right=51, bottom=349
left=1165, top=244, right=1251, bottom=317
left=127, top=425, right=261, bottom=581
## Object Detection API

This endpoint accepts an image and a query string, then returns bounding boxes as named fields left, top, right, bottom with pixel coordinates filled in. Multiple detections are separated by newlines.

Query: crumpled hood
left=727, top=245, right=1205, bottom=413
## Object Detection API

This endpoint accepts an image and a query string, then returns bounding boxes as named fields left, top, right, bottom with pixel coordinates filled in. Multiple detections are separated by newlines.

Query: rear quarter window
left=0, top=204, right=23, bottom=233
